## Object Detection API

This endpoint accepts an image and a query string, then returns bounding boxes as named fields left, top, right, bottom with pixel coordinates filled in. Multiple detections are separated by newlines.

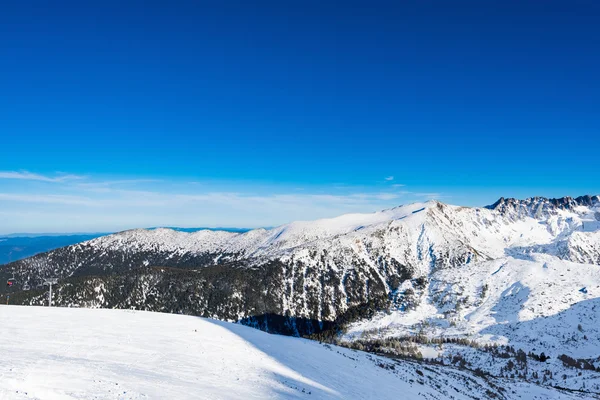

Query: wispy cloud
left=0, top=193, right=98, bottom=206
left=0, top=171, right=84, bottom=183
left=78, top=179, right=160, bottom=187
left=392, top=184, right=405, bottom=188
left=0, top=171, right=445, bottom=233
left=0, top=190, right=408, bottom=209
left=384, top=176, right=394, bottom=181
left=414, top=192, right=441, bottom=200
left=76, top=179, right=162, bottom=193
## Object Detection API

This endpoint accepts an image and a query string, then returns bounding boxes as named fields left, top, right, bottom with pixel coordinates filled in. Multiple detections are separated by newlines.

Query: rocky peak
left=486, top=195, right=600, bottom=219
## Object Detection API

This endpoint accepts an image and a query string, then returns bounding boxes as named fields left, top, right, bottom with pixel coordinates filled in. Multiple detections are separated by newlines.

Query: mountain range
left=0, top=228, right=251, bottom=265
left=1, top=195, right=599, bottom=398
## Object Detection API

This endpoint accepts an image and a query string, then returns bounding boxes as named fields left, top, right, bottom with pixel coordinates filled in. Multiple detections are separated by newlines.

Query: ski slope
left=0, top=306, right=586, bottom=400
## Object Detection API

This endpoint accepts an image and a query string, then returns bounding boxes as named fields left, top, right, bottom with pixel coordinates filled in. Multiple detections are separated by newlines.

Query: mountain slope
left=0, top=306, right=589, bottom=400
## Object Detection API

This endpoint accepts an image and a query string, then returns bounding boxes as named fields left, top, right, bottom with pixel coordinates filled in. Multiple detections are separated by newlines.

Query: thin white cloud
left=78, top=179, right=160, bottom=187
left=414, top=192, right=441, bottom=199
left=384, top=176, right=394, bottom=181
left=392, top=184, right=405, bottom=188
left=0, top=171, right=84, bottom=183
left=0, top=189, right=408, bottom=209
left=76, top=179, right=162, bottom=193
left=0, top=193, right=100, bottom=206
left=0, top=171, right=445, bottom=233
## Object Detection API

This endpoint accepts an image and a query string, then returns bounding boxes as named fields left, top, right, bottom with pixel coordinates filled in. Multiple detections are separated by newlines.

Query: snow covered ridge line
left=94, top=194, right=600, bottom=241
left=0, top=194, right=590, bottom=259
left=72, top=194, right=600, bottom=251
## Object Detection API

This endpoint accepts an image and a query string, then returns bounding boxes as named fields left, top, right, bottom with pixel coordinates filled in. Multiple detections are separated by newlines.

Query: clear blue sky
left=1, top=1, right=599, bottom=233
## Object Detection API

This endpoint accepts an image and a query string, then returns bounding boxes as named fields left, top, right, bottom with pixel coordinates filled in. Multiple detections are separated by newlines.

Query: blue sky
left=1, top=1, right=599, bottom=233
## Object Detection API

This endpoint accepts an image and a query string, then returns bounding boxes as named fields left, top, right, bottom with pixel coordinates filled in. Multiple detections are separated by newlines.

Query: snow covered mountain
left=0, top=306, right=590, bottom=400
left=1, top=195, right=600, bottom=396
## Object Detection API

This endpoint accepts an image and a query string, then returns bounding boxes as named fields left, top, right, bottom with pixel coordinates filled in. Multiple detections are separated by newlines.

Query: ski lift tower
left=44, top=278, right=58, bottom=307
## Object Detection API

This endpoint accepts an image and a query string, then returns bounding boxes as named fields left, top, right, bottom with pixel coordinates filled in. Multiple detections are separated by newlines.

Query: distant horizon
left=0, top=227, right=252, bottom=238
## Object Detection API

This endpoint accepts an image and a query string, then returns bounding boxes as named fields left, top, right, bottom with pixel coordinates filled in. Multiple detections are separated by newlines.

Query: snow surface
left=0, top=306, right=587, bottom=400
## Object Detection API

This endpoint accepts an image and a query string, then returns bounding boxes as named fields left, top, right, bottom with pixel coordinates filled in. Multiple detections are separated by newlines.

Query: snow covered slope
left=0, top=306, right=589, bottom=400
